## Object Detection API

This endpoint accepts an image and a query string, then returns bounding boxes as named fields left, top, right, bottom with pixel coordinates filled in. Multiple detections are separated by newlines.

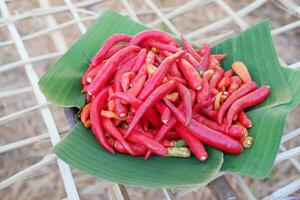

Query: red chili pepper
left=90, top=87, right=115, bottom=154
left=131, top=48, right=147, bottom=73
left=164, top=99, right=243, bottom=154
left=218, top=77, right=230, bottom=91
left=80, top=103, right=91, bottom=128
left=114, top=56, right=137, bottom=118
left=155, top=102, right=171, bottom=124
left=202, top=69, right=214, bottom=80
left=121, top=72, right=136, bottom=92
left=175, top=124, right=208, bottom=161
left=119, top=129, right=167, bottom=157
left=130, top=51, right=154, bottom=86
left=238, top=111, right=252, bottom=128
left=142, top=118, right=149, bottom=131
left=101, top=110, right=127, bottom=120
left=199, top=105, right=217, bottom=120
left=211, top=54, right=227, bottom=61
left=167, top=75, right=187, bottom=85
left=147, top=40, right=180, bottom=53
left=130, top=30, right=178, bottom=46
left=181, top=35, right=201, bottom=61
left=108, top=92, right=162, bottom=128
left=168, top=63, right=182, bottom=77
left=114, top=141, right=147, bottom=156
left=126, top=81, right=177, bottom=137
left=217, top=81, right=257, bottom=124
left=199, top=43, right=211, bottom=71
left=228, top=76, right=242, bottom=94
left=102, top=117, right=134, bottom=155
left=184, top=53, right=202, bottom=72
left=177, top=58, right=202, bottom=91
left=92, top=34, right=132, bottom=66
left=177, top=83, right=192, bottom=125
left=87, top=46, right=140, bottom=96
left=227, top=86, right=270, bottom=126
left=126, top=75, right=146, bottom=97
left=225, top=68, right=234, bottom=78
left=105, top=44, right=128, bottom=59
left=193, top=114, right=243, bottom=139
left=209, top=68, right=224, bottom=92
left=144, top=116, right=177, bottom=160
left=165, top=131, right=181, bottom=141
left=138, top=50, right=186, bottom=100
left=196, top=76, right=209, bottom=103
left=84, top=62, right=105, bottom=84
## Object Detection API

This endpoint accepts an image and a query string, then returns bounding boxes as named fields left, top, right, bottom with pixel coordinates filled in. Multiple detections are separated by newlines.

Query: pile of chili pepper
left=80, top=30, right=270, bottom=160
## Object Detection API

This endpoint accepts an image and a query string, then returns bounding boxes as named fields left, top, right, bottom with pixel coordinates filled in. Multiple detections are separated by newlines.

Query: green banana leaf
left=38, top=11, right=300, bottom=187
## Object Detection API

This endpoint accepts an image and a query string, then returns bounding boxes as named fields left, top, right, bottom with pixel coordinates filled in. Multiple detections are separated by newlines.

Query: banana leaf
left=39, top=11, right=300, bottom=187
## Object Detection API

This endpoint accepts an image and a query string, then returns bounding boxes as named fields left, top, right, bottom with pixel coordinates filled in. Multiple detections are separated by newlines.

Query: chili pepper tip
left=86, top=77, right=92, bottom=83
left=200, top=156, right=207, bottom=161
left=162, top=119, right=168, bottom=124
left=119, top=113, right=126, bottom=118
left=196, top=86, right=202, bottom=91
left=243, top=136, right=254, bottom=148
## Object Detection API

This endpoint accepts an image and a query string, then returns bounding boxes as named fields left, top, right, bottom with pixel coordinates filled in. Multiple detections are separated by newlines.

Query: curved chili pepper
left=209, top=67, right=224, bottom=92
left=121, top=72, right=136, bottom=92
left=144, top=101, right=188, bottom=160
left=107, top=86, right=115, bottom=112
left=232, top=61, right=252, bottom=83
left=181, top=35, right=201, bottom=61
left=92, top=34, right=132, bottom=66
left=80, top=103, right=91, bottom=128
left=126, top=81, right=177, bottom=137
left=147, top=40, right=180, bottom=53
left=177, top=58, right=202, bottom=91
left=217, top=81, right=257, bottom=124
left=108, top=92, right=162, bottom=128
left=130, top=51, right=154, bottom=86
left=131, top=48, right=147, bottom=73
left=225, top=68, right=234, bottom=78
left=227, top=86, right=270, bottom=126
left=199, top=43, right=211, bottom=71
left=155, top=102, right=171, bottom=124
left=90, top=87, right=115, bottom=154
left=102, top=117, right=134, bottom=155
left=218, top=77, right=230, bottom=91
left=196, top=76, right=209, bottom=103
left=228, top=76, right=242, bottom=94
left=101, top=110, right=127, bottom=120
left=105, top=44, right=128, bottom=59
left=114, top=55, right=137, bottom=117
left=184, top=53, right=202, bottom=72
left=164, top=99, right=243, bottom=154
left=193, top=114, right=243, bottom=139
left=202, top=69, right=214, bottom=80
left=238, top=111, right=252, bottom=128
left=138, top=50, right=186, bottom=100
left=85, top=62, right=105, bottom=84
left=114, top=141, right=147, bottom=156
left=177, top=83, right=192, bottom=125
left=119, top=129, right=167, bottom=157
left=126, top=75, right=146, bottom=97
left=175, top=124, right=208, bottom=161
left=87, top=46, right=140, bottom=96
left=130, top=30, right=177, bottom=46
